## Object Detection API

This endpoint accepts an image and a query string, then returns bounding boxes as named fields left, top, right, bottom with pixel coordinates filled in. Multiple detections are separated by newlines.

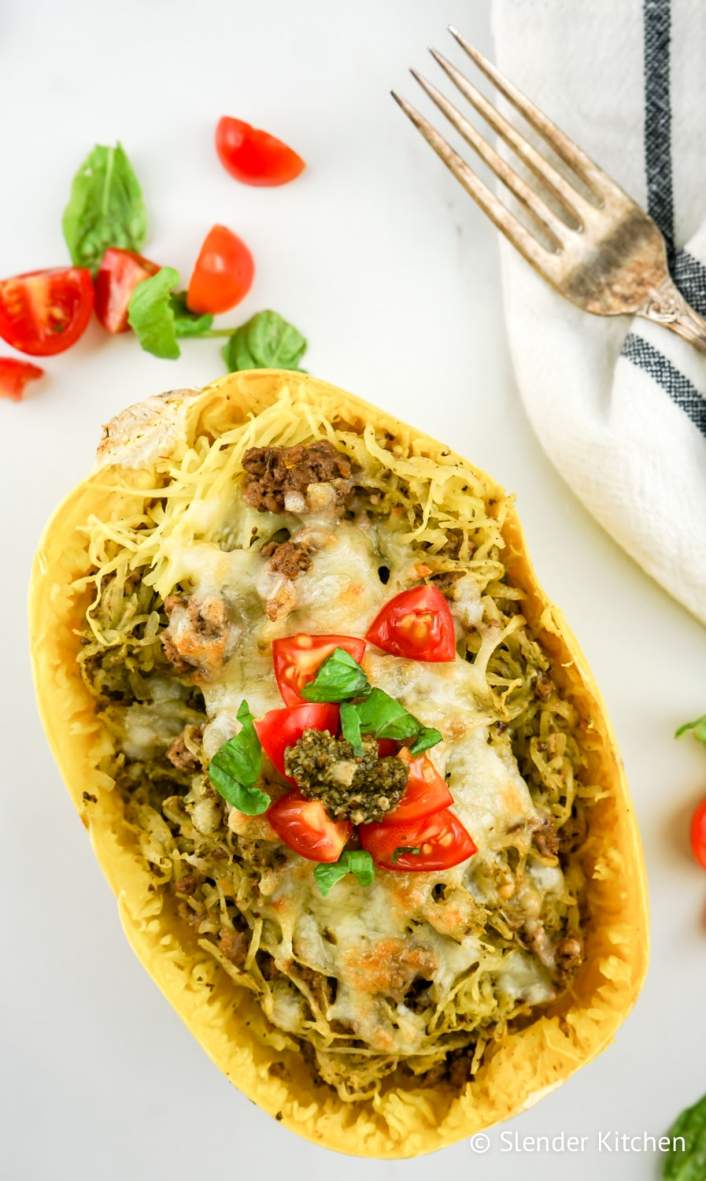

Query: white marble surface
left=2, top=1, right=705, bottom=1178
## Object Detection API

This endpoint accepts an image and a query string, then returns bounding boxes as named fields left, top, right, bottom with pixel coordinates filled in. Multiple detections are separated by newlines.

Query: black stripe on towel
left=673, top=250, right=706, bottom=316
left=643, top=0, right=675, bottom=264
left=622, top=334, right=706, bottom=434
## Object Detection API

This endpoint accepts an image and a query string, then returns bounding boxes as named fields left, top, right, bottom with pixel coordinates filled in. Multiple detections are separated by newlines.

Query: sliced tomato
left=272, top=633, right=366, bottom=706
left=255, top=702, right=339, bottom=777
left=94, top=248, right=159, bottom=333
left=267, top=794, right=351, bottom=862
left=383, top=749, right=452, bottom=824
left=215, top=117, right=305, bottom=187
left=0, top=268, right=93, bottom=356
left=186, top=224, right=254, bottom=315
left=377, top=739, right=399, bottom=758
left=691, top=799, right=706, bottom=871
left=366, top=585, right=456, bottom=662
left=0, top=358, right=44, bottom=402
left=360, top=808, right=476, bottom=872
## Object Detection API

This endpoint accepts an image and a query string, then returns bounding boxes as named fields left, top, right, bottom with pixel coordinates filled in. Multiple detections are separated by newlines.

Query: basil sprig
left=208, top=700, right=270, bottom=815
left=223, top=309, right=307, bottom=373
left=63, top=143, right=147, bottom=272
left=675, top=715, right=706, bottom=746
left=302, top=648, right=371, bottom=703
left=304, top=649, right=442, bottom=756
left=662, top=1089, right=706, bottom=1179
left=314, top=850, right=375, bottom=896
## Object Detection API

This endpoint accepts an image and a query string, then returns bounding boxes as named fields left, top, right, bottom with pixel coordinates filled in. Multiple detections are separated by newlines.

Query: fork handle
left=638, top=276, right=706, bottom=354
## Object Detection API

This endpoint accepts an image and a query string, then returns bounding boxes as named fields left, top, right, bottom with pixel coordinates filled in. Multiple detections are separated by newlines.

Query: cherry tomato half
left=267, top=795, right=351, bottom=862
left=0, top=358, right=44, bottom=402
left=255, top=702, right=339, bottom=777
left=272, top=633, right=367, bottom=706
left=215, top=117, right=305, bottom=187
left=691, top=799, right=706, bottom=871
left=0, top=268, right=93, bottom=356
left=360, top=808, right=476, bottom=872
left=366, top=585, right=456, bottom=662
left=383, top=749, right=452, bottom=824
left=186, top=224, right=254, bottom=315
left=94, top=247, right=159, bottom=333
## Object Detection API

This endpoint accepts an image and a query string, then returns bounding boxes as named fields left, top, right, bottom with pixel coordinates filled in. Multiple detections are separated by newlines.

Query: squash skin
left=29, top=369, right=649, bottom=1158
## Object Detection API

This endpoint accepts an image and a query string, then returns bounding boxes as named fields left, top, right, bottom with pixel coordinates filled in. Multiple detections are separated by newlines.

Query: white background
left=2, top=1, right=705, bottom=1178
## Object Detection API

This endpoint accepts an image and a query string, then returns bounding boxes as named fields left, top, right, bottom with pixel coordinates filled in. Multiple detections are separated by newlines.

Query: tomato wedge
left=366, top=585, right=456, bottom=662
left=0, top=358, right=44, bottom=402
left=215, top=117, right=305, bottom=187
left=255, top=702, right=339, bottom=777
left=383, top=749, right=452, bottom=823
left=360, top=809, right=476, bottom=871
left=691, top=799, right=706, bottom=871
left=94, top=247, right=159, bottom=333
left=186, top=224, right=254, bottom=315
left=272, top=634, right=366, bottom=706
left=0, top=268, right=93, bottom=356
left=268, top=795, right=351, bottom=862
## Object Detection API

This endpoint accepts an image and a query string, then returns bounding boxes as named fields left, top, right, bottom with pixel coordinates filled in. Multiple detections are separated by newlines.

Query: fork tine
left=429, top=48, right=592, bottom=222
left=410, top=69, right=566, bottom=249
left=447, top=27, right=613, bottom=199
left=391, top=91, right=563, bottom=279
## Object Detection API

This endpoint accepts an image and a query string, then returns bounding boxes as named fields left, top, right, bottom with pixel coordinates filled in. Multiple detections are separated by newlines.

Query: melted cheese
left=166, top=517, right=564, bottom=1052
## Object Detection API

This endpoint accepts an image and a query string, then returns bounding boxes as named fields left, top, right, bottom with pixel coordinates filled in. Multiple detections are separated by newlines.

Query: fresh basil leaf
left=128, top=267, right=181, bottom=359
left=410, top=726, right=444, bottom=756
left=392, top=845, right=421, bottom=863
left=663, top=1090, right=706, bottom=1180
left=353, top=689, right=442, bottom=754
left=675, top=715, right=706, bottom=746
left=62, top=142, right=147, bottom=272
left=314, top=850, right=375, bottom=896
left=340, top=701, right=364, bottom=756
left=208, top=699, right=269, bottom=815
left=302, top=648, right=370, bottom=703
left=222, top=309, right=307, bottom=373
left=353, top=688, right=420, bottom=742
left=170, top=291, right=214, bottom=338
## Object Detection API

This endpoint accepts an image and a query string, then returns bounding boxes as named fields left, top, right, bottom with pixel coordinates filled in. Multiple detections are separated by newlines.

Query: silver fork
left=393, top=27, right=706, bottom=354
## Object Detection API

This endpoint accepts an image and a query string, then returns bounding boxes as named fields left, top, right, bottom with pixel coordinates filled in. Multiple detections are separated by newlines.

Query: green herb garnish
left=208, top=700, right=269, bottom=815
left=170, top=291, right=214, bottom=337
left=392, top=845, right=421, bottom=863
left=314, top=850, right=375, bottom=896
left=127, top=267, right=181, bottom=358
left=63, top=142, right=147, bottom=272
left=222, top=309, right=307, bottom=373
left=353, top=688, right=443, bottom=754
left=340, top=701, right=364, bottom=755
left=676, top=715, right=706, bottom=746
left=302, top=648, right=371, bottom=703
left=662, top=1090, right=706, bottom=1179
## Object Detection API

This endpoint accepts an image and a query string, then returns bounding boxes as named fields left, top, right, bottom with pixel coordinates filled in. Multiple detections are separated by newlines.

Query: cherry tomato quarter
left=215, top=117, right=305, bottom=187
left=360, top=808, right=476, bottom=871
left=0, top=358, right=44, bottom=401
left=272, top=634, right=366, bottom=706
left=186, top=224, right=254, bottom=315
left=691, top=799, right=706, bottom=870
left=255, top=703, right=339, bottom=777
left=267, top=795, right=351, bottom=862
left=0, top=268, right=93, bottom=356
left=94, top=248, right=159, bottom=333
left=383, top=749, right=453, bottom=824
left=366, top=585, right=456, bottom=662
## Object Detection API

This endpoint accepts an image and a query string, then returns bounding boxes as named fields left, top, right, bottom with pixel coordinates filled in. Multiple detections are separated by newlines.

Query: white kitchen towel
left=491, top=0, right=706, bottom=623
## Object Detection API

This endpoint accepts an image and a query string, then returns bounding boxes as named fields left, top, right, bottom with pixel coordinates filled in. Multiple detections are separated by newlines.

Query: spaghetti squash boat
left=31, top=370, right=648, bottom=1157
